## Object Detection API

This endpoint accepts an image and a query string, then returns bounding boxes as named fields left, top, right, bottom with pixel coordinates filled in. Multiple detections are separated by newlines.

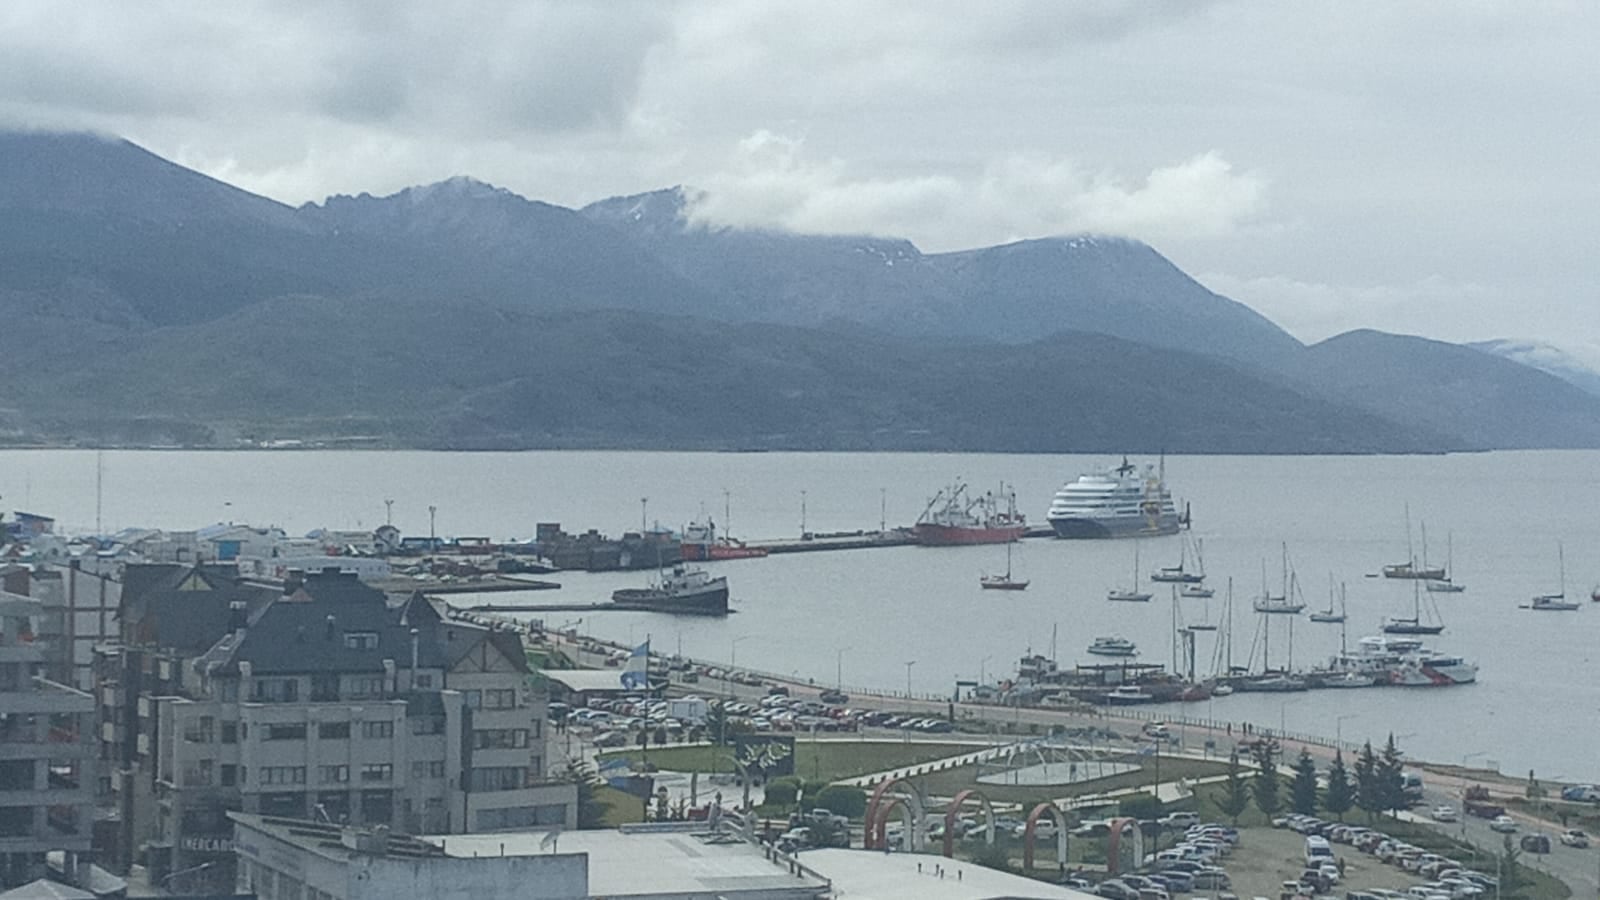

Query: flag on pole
left=620, top=640, right=650, bottom=690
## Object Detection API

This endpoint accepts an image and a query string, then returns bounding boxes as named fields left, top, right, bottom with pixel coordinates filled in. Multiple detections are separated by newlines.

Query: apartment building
left=138, top=572, right=572, bottom=882
left=0, top=590, right=96, bottom=890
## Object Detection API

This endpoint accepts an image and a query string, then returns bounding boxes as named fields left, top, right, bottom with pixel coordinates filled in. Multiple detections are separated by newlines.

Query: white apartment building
left=145, top=574, right=573, bottom=881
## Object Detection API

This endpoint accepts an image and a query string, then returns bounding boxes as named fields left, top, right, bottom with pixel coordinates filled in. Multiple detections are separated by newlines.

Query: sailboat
left=1108, top=541, right=1154, bottom=602
left=1151, top=535, right=1204, bottom=583
left=1186, top=586, right=1219, bottom=631
left=1426, top=531, right=1466, bottom=593
left=1383, top=505, right=1446, bottom=579
left=1383, top=579, right=1446, bottom=634
left=1309, top=578, right=1347, bottom=623
left=980, top=541, right=1029, bottom=591
left=1253, top=545, right=1306, bottom=614
left=1522, top=543, right=1580, bottom=611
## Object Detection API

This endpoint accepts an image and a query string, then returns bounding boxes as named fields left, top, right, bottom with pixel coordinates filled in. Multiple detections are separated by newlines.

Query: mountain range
left=1, top=130, right=1598, bottom=453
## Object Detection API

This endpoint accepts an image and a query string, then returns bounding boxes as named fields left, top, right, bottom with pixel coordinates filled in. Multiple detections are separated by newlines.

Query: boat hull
left=980, top=579, right=1029, bottom=591
left=611, top=581, right=730, bottom=616
left=1048, top=514, right=1181, bottom=539
left=914, top=523, right=1025, bottom=545
left=681, top=543, right=769, bottom=562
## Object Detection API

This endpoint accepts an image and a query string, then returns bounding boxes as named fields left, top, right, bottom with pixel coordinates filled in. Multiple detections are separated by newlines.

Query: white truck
left=668, top=696, right=710, bottom=725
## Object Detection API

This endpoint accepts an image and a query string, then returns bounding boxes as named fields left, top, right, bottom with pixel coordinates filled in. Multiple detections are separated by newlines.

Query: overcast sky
left=2, top=1, right=1594, bottom=353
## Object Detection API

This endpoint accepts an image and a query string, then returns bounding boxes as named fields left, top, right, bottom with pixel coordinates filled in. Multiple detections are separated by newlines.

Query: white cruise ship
left=1047, top=457, right=1181, bottom=539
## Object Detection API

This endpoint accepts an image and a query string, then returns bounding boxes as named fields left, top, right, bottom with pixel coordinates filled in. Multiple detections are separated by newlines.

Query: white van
left=1305, top=835, right=1334, bottom=867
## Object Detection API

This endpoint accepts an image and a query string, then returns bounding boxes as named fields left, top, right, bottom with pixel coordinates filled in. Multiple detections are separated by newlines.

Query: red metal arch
left=865, top=776, right=923, bottom=850
left=941, top=788, right=995, bottom=857
left=1022, top=801, right=1070, bottom=871
left=1104, top=816, right=1144, bottom=875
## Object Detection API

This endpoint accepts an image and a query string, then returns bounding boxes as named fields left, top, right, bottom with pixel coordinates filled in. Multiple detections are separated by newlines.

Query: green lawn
left=594, top=785, right=645, bottom=827
left=916, top=754, right=1230, bottom=806
left=597, top=739, right=980, bottom=782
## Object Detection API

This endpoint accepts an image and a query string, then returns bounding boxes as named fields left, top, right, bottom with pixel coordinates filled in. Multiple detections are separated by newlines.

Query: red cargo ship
left=913, top=482, right=1026, bottom=546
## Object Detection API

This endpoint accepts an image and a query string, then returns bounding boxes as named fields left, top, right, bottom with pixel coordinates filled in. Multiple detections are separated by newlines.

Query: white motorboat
left=1087, top=636, right=1138, bottom=657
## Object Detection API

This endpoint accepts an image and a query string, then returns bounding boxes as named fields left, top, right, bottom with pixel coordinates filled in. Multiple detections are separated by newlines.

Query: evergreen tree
left=1377, top=733, right=1407, bottom=816
left=1252, top=740, right=1282, bottom=818
left=1354, top=741, right=1381, bottom=820
left=1291, top=748, right=1320, bottom=816
left=1217, top=751, right=1251, bottom=825
left=1324, top=750, right=1354, bottom=821
left=1499, top=835, right=1532, bottom=900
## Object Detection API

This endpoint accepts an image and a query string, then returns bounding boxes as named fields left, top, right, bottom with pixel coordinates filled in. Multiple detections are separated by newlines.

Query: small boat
left=1087, top=636, right=1138, bottom=657
left=1309, top=579, right=1347, bottom=623
left=1108, top=542, right=1153, bottom=602
left=1151, top=537, right=1204, bottom=583
left=1382, top=506, right=1446, bottom=580
left=1521, top=543, right=1579, bottom=611
left=1319, top=671, right=1377, bottom=688
left=1591, top=585, right=1600, bottom=602
left=1180, top=583, right=1215, bottom=599
left=1104, top=684, right=1157, bottom=705
left=1425, top=579, right=1465, bottom=594
left=980, top=541, right=1029, bottom=591
left=1383, top=580, right=1445, bottom=634
left=1210, top=683, right=1234, bottom=697
left=1254, top=595, right=1305, bottom=614
left=1238, top=674, right=1308, bottom=692
left=1425, top=532, right=1465, bottom=592
left=1524, top=594, right=1580, bottom=611
left=1186, top=622, right=1218, bottom=632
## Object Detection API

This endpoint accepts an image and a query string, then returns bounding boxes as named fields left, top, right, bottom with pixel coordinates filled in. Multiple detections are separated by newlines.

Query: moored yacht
left=1087, top=636, right=1138, bottom=657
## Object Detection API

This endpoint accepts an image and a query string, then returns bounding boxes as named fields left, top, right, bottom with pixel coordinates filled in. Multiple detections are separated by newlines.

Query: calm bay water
left=5, top=449, right=1598, bottom=780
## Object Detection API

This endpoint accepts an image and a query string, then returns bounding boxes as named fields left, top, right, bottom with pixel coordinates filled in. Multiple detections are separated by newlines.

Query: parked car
left=1162, top=812, right=1201, bottom=828
left=1097, top=880, right=1141, bottom=900
left=1488, top=815, right=1518, bottom=833
left=1191, top=870, right=1232, bottom=890
left=1560, top=829, right=1590, bottom=848
left=1519, top=834, right=1551, bottom=854
left=1560, top=785, right=1600, bottom=803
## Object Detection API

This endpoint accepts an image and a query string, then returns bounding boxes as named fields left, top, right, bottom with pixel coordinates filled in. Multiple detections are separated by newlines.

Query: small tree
left=1217, top=751, right=1251, bottom=825
left=812, top=785, right=868, bottom=819
left=1324, top=750, right=1354, bottom=821
left=1499, top=834, right=1532, bottom=900
left=1354, top=741, right=1381, bottom=821
left=1252, top=740, right=1282, bottom=818
left=1377, top=734, right=1407, bottom=816
left=971, top=843, right=1015, bottom=873
left=1119, top=793, right=1164, bottom=820
left=1291, top=748, right=1320, bottom=816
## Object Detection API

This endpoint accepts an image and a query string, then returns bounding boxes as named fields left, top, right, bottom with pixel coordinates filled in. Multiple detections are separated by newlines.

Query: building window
left=318, top=722, right=350, bottom=740
left=260, top=766, right=306, bottom=785
left=413, top=673, right=434, bottom=689
left=343, top=632, right=379, bottom=650
left=361, top=721, right=393, bottom=740
left=319, top=765, right=349, bottom=784
left=360, top=764, right=392, bottom=783
left=481, top=689, right=518, bottom=710
left=220, top=765, right=237, bottom=787
left=468, top=767, right=528, bottom=792
left=220, top=722, right=238, bottom=744
left=472, top=729, right=528, bottom=750
left=410, top=717, right=444, bottom=735
left=463, top=690, right=481, bottom=709
left=252, top=679, right=298, bottom=702
left=410, top=761, right=445, bottom=779
left=265, top=723, right=307, bottom=741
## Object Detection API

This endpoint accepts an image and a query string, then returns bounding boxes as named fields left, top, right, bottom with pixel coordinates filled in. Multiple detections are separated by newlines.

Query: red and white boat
left=914, top=482, right=1026, bottom=546
left=680, top=519, right=768, bottom=562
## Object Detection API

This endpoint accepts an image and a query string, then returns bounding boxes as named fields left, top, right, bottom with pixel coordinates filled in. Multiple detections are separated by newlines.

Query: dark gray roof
left=205, top=573, right=459, bottom=675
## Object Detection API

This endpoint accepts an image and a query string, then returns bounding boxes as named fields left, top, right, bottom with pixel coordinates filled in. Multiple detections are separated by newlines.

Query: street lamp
left=835, top=646, right=852, bottom=692
left=800, top=490, right=808, bottom=536
left=428, top=505, right=437, bottom=548
left=1335, top=714, right=1359, bottom=747
left=384, top=498, right=394, bottom=526
left=641, top=497, right=649, bottom=531
left=904, top=660, right=917, bottom=698
left=980, top=655, right=993, bottom=684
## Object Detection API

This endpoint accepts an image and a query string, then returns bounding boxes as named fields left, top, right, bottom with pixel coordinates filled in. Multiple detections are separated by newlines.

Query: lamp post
left=835, top=646, right=851, bottom=692
left=384, top=498, right=394, bottom=526
left=800, top=490, right=808, bottom=537
left=904, top=660, right=916, bottom=698
left=428, top=505, right=437, bottom=549
left=641, top=497, right=648, bottom=532
left=1335, top=714, right=1359, bottom=747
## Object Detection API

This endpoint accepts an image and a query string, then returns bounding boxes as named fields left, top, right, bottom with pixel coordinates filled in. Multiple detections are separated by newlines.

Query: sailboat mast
left=1225, top=578, right=1234, bottom=673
